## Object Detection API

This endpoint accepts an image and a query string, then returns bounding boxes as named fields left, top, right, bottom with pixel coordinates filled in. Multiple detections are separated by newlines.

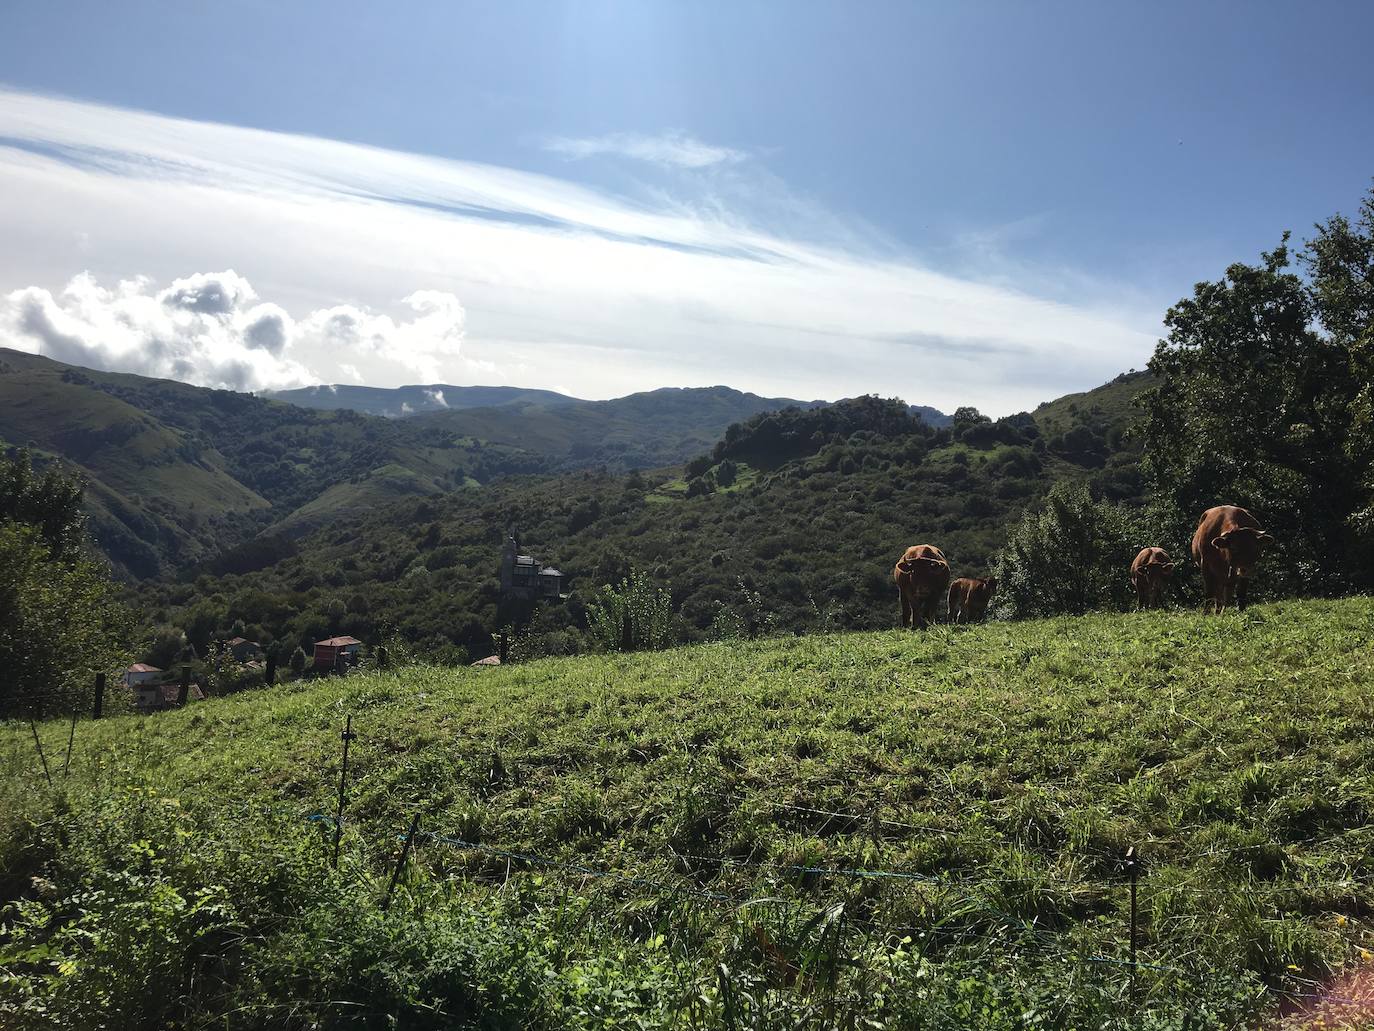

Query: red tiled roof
left=127, top=663, right=162, bottom=673
left=316, top=636, right=362, bottom=647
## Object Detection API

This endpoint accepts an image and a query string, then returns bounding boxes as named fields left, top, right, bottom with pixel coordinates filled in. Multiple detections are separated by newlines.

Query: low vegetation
left=4, top=598, right=1373, bottom=1028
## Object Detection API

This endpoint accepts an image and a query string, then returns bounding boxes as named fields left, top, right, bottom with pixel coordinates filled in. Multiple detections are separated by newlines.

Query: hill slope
left=146, top=380, right=1154, bottom=662
left=7, top=598, right=1373, bottom=1028
left=3, top=350, right=899, bottom=575
left=0, top=349, right=542, bottom=576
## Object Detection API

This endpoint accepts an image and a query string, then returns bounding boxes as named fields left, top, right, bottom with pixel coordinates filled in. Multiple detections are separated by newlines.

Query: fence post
left=92, top=671, right=105, bottom=719
left=498, top=633, right=508, bottom=664
left=332, top=714, right=355, bottom=869
left=176, top=665, right=191, bottom=706
left=377, top=646, right=389, bottom=671
left=265, top=654, right=276, bottom=687
left=62, top=710, right=78, bottom=777
left=382, top=814, right=421, bottom=912
left=29, top=720, right=53, bottom=788
left=1126, top=846, right=1139, bottom=998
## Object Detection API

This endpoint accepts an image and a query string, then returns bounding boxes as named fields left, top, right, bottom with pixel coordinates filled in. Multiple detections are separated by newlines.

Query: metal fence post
left=1126, top=846, right=1139, bottom=998
left=332, top=714, right=355, bottom=869
left=29, top=720, right=52, bottom=787
left=176, top=665, right=191, bottom=706
left=62, top=710, right=77, bottom=777
left=382, top=814, right=421, bottom=912
left=92, top=671, right=105, bottom=719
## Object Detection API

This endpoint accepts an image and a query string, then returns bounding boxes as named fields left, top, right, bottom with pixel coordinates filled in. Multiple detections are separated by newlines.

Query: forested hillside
left=140, top=377, right=1150, bottom=664
left=0, top=350, right=869, bottom=577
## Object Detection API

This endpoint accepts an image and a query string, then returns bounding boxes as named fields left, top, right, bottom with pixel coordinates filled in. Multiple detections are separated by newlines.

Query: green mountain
left=0, top=350, right=539, bottom=577
left=138, top=377, right=1153, bottom=663
left=1, top=349, right=949, bottom=578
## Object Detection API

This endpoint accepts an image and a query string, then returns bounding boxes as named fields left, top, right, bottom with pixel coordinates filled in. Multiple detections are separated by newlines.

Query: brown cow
left=1190, top=506, right=1274, bottom=614
left=947, top=577, right=996, bottom=624
left=1129, top=547, right=1174, bottom=610
left=893, top=544, right=951, bottom=630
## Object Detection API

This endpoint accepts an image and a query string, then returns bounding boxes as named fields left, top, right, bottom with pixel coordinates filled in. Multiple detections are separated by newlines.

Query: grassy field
left=4, top=598, right=1374, bottom=1028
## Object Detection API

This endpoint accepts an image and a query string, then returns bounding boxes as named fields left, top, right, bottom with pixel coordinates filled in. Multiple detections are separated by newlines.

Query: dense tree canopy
left=1140, top=184, right=1374, bottom=593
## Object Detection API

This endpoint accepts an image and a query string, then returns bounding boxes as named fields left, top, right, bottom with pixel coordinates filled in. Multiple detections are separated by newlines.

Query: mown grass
left=4, top=597, right=1374, bottom=1028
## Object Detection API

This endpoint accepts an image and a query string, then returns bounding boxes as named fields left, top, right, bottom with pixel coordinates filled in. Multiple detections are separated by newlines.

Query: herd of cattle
left=893, top=504, right=1275, bottom=628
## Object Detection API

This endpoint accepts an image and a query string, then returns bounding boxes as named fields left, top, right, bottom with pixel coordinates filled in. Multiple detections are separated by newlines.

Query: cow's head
left=978, top=577, right=997, bottom=596
left=1210, top=528, right=1273, bottom=576
left=1143, top=559, right=1174, bottom=583
left=898, top=556, right=946, bottom=573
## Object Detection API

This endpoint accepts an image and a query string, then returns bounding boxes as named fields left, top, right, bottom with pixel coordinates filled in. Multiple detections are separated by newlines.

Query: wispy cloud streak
left=0, top=89, right=1160, bottom=413
left=544, top=130, right=745, bottom=169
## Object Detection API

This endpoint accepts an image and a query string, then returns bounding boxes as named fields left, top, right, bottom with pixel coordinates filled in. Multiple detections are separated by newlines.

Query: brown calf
left=947, top=577, right=996, bottom=624
left=1190, top=506, right=1274, bottom=614
left=1129, top=547, right=1174, bottom=610
left=893, top=544, right=951, bottom=630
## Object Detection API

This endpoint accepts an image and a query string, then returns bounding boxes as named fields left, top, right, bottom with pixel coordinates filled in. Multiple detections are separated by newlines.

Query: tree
left=1140, top=185, right=1374, bottom=592
left=0, top=450, right=87, bottom=562
left=993, top=483, right=1143, bottom=618
left=0, top=522, right=135, bottom=718
left=289, top=647, right=308, bottom=674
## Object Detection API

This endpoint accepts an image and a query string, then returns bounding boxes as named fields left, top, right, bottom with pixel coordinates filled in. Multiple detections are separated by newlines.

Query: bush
left=993, top=483, right=1144, bottom=617
left=586, top=570, right=677, bottom=651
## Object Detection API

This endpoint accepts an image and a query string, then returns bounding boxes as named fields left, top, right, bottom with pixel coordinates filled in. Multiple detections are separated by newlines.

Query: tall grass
left=3, top=597, right=1373, bottom=1028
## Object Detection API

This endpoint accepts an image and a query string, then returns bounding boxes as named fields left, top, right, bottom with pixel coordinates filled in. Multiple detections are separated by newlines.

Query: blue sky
left=1, top=1, right=1370, bottom=413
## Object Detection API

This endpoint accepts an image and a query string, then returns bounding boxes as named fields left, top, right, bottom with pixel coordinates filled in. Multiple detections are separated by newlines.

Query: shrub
left=586, top=570, right=677, bottom=652
left=993, top=483, right=1144, bottom=617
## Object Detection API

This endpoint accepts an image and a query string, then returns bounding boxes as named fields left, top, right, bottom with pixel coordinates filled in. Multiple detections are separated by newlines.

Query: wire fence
left=10, top=706, right=1374, bottom=1022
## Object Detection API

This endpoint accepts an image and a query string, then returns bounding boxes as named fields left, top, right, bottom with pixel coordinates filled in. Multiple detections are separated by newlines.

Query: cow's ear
left=1256, top=531, right=1274, bottom=543
left=1210, top=535, right=1227, bottom=550
left=1162, top=562, right=1174, bottom=573
left=985, top=578, right=997, bottom=590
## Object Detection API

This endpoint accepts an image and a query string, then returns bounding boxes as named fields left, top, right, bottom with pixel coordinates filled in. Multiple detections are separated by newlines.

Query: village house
left=123, top=662, right=162, bottom=689
left=499, top=530, right=564, bottom=600
left=313, top=635, right=362, bottom=672
left=224, top=637, right=265, bottom=663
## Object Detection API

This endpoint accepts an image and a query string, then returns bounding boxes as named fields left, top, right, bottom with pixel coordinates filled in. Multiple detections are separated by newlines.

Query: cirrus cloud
left=0, top=88, right=1165, bottom=414
left=543, top=130, right=746, bottom=169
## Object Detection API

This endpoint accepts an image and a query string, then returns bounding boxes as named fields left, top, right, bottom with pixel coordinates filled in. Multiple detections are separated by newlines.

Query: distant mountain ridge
left=0, top=348, right=954, bottom=578
left=268, top=383, right=585, bottom=418
left=267, top=381, right=952, bottom=429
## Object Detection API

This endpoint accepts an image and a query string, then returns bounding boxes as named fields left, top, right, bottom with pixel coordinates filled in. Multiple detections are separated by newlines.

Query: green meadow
left=4, top=597, right=1374, bottom=1029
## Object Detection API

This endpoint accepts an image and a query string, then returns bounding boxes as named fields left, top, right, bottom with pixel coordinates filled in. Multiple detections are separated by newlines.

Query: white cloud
left=544, top=130, right=746, bottom=169
left=0, top=89, right=1164, bottom=414
left=0, top=269, right=466, bottom=392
